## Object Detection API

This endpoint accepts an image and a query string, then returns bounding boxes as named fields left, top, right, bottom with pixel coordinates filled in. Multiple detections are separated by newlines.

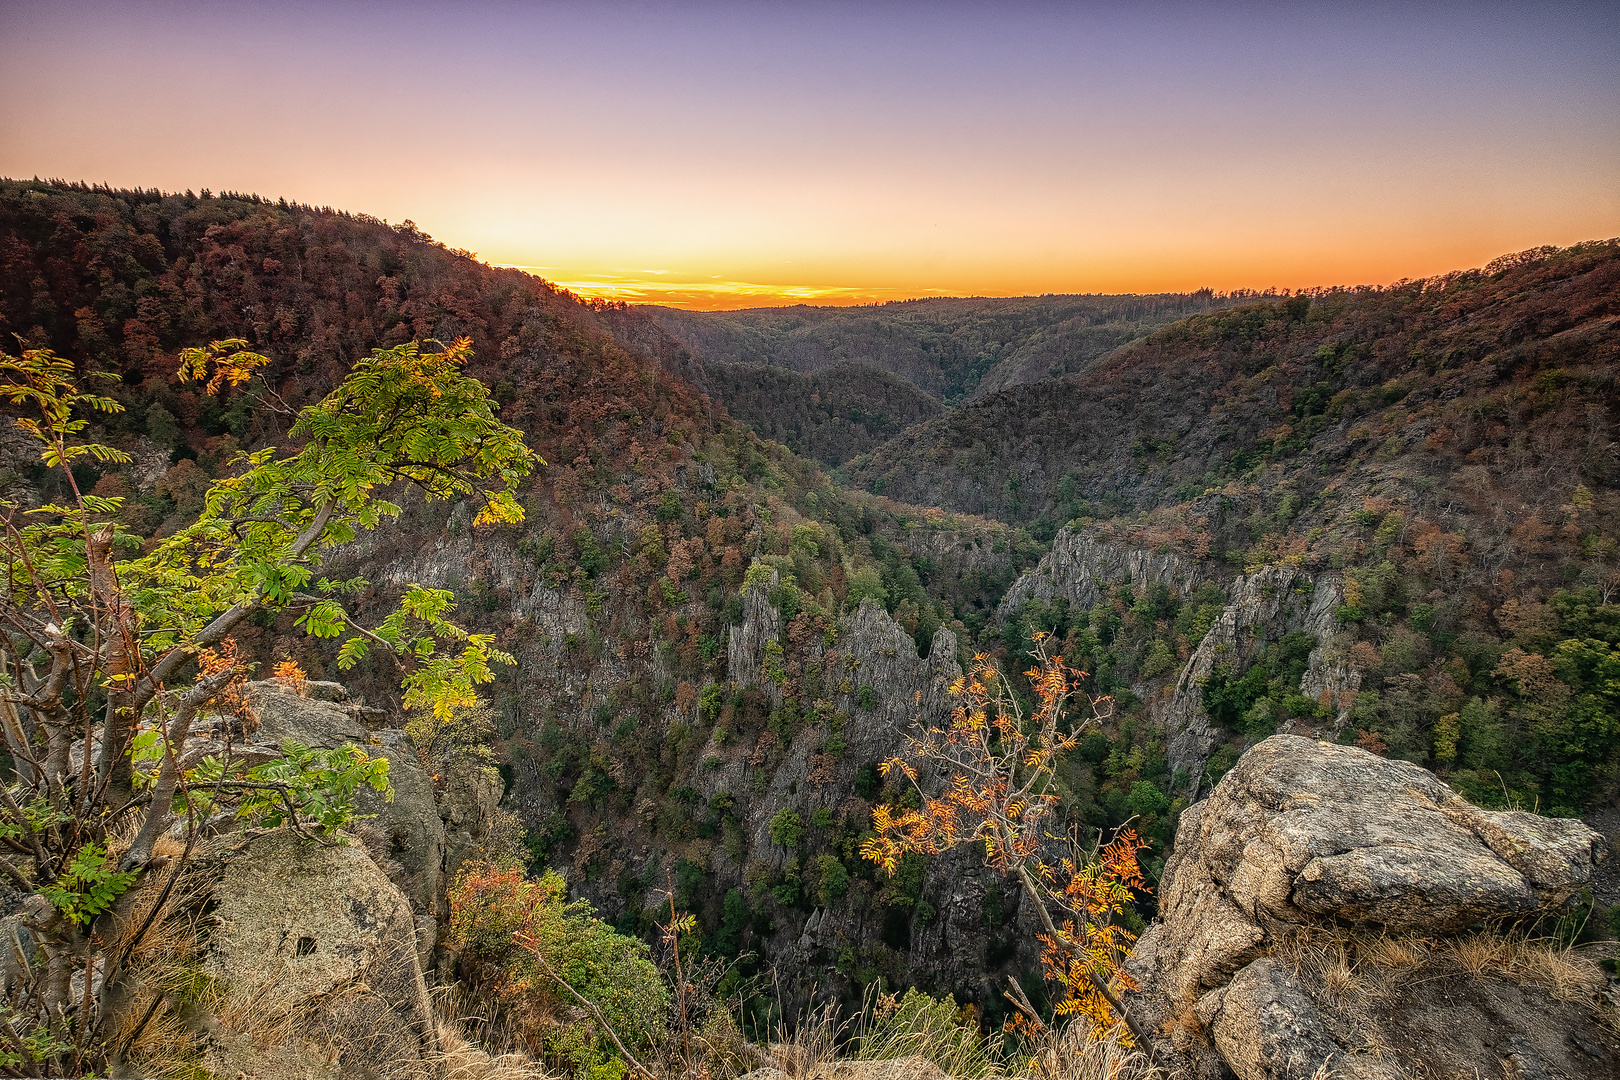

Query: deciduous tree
left=0, top=336, right=534, bottom=1074
left=861, top=634, right=1149, bottom=1046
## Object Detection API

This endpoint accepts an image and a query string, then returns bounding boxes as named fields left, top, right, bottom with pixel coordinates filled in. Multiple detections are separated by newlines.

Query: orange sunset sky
left=2, top=1, right=1617, bottom=309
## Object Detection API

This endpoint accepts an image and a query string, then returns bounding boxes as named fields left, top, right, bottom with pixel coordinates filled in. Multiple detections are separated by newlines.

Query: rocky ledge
left=1130, top=734, right=1615, bottom=1079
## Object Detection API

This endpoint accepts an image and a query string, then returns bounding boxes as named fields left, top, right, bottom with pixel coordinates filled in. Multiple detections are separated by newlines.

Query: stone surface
left=996, top=527, right=1209, bottom=615
left=201, top=830, right=437, bottom=1079
left=1196, top=958, right=1401, bottom=1080
left=1203, top=737, right=1597, bottom=932
left=245, top=683, right=501, bottom=923
left=728, top=570, right=786, bottom=703
left=244, top=681, right=371, bottom=748
left=355, top=732, right=450, bottom=916
left=1130, top=734, right=1615, bottom=1080
left=439, top=755, right=503, bottom=880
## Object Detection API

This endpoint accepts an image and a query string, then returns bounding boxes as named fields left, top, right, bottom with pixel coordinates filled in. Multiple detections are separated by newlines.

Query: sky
left=2, top=0, right=1617, bottom=309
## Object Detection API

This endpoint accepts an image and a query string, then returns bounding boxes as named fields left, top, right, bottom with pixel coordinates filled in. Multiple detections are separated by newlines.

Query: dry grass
left=855, top=987, right=1006, bottom=1079
left=1013, top=1022, right=1163, bottom=1080
left=1441, top=931, right=1607, bottom=1001
left=768, top=999, right=848, bottom=1077
left=1275, top=931, right=1370, bottom=1006
left=102, top=812, right=189, bottom=867
left=429, top=983, right=566, bottom=1079
left=102, top=863, right=214, bottom=1076
left=1358, top=934, right=1429, bottom=972
left=201, top=974, right=306, bottom=1051
left=435, top=1021, right=556, bottom=1080
left=681, top=1004, right=765, bottom=1080
left=751, top=986, right=1166, bottom=1080
left=1269, top=923, right=1607, bottom=1009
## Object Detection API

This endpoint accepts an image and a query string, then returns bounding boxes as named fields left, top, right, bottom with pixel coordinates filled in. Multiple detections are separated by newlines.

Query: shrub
left=863, top=636, right=1150, bottom=1046
left=406, top=701, right=500, bottom=786
left=769, top=809, right=805, bottom=849
left=449, top=866, right=669, bottom=1072
left=814, top=855, right=850, bottom=905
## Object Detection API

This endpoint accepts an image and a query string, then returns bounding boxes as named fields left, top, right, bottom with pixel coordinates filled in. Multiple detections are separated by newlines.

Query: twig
left=1003, top=974, right=1045, bottom=1032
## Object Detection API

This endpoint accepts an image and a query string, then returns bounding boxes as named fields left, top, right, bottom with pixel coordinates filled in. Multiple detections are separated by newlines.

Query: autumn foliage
left=862, top=635, right=1149, bottom=1045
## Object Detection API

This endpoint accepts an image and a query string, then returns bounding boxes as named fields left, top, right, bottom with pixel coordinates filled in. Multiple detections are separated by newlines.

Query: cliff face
left=709, top=585, right=1014, bottom=1011
left=1161, top=564, right=1350, bottom=795
left=113, top=679, right=499, bottom=1079
left=1000, top=526, right=1355, bottom=791
left=997, top=527, right=1209, bottom=614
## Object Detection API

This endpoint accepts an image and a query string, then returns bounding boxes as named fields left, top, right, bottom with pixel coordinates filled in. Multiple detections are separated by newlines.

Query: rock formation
left=199, top=831, right=439, bottom=1080
left=1130, top=735, right=1616, bottom=1079
left=997, top=528, right=1209, bottom=615
left=157, top=679, right=505, bottom=1077
left=244, top=679, right=502, bottom=920
left=998, top=526, right=1356, bottom=790
left=1159, top=565, right=1348, bottom=796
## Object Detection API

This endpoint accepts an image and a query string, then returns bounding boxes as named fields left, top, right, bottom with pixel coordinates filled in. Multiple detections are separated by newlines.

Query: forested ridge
left=699, top=359, right=945, bottom=465
left=2, top=178, right=1618, bottom=1073
left=640, top=291, right=1238, bottom=405
left=846, top=241, right=1620, bottom=815
left=0, top=178, right=1061, bottom=1031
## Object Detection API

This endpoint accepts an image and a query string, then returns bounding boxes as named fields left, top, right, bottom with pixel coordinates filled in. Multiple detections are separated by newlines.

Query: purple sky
left=4, top=1, right=1616, bottom=306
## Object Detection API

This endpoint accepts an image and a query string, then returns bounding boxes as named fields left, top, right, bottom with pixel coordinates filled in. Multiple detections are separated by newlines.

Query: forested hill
left=640, top=291, right=1236, bottom=405
left=5, top=179, right=1619, bottom=1031
left=0, top=177, right=1061, bottom=1025
left=846, top=242, right=1620, bottom=537
left=847, top=240, right=1620, bottom=816
left=0, top=179, right=725, bottom=484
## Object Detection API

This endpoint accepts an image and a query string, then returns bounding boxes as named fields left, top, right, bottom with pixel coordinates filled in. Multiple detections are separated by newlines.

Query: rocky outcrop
left=998, top=527, right=1356, bottom=790
left=694, top=590, right=986, bottom=1015
left=200, top=830, right=438, bottom=1080
left=712, top=592, right=961, bottom=865
left=1131, top=735, right=1615, bottom=1079
left=728, top=570, right=786, bottom=700
left=1161, top=565, right=1347, bottom=794
left=996, top=528, right=1208, bottom=616
left=245, top=681, right=502, bottom=924
left=1194, top=958, right=1402, bottom=1080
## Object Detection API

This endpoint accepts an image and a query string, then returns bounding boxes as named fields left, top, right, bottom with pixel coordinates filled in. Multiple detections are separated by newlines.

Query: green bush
left=769, top=809, right=805, bottom=848
left=814, top=854, right=850, bottom=904
left=449, top=866, right=668, bottom=1073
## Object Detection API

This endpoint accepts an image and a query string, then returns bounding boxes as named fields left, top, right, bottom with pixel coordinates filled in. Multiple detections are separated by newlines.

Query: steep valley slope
left=3, top=179, right=1618, bottom=1035
left=634, top=291, right=1239, bottom=467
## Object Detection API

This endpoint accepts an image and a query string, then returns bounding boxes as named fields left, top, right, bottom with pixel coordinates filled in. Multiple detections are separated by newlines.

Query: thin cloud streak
left=494, top=265, right=953, bottom=309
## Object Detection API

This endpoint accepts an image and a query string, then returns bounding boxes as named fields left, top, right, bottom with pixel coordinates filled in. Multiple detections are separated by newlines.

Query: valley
left=1, top=178, right=1616, bottom=1078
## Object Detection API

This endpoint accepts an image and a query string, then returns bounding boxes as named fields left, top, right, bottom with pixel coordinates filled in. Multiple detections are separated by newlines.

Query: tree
left=861, top=634, right=1149, bottom=1046
left=0, top=337, right=535, bottom=1075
